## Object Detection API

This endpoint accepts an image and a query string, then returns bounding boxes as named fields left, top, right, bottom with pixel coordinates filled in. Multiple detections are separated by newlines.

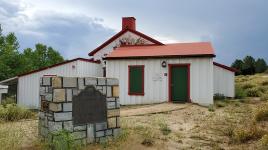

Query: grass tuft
left=0, top=104, right=34, bottom=121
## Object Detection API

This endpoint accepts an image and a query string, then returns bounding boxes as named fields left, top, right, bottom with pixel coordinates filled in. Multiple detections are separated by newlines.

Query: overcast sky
left=0, top=0, right=267, bottom=65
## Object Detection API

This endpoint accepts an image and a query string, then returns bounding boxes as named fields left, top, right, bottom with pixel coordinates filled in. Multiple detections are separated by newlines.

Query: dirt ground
left=0, top=100, right=267, bottom=150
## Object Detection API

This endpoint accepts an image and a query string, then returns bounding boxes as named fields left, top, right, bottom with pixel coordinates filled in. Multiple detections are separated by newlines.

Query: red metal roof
left=213, top=62, right=238, bottom=72
left=88, top=29, right=163, bottom=56
left=105, top=42, right=215, bottom=59
left=18, top=58, right=100, bottom=77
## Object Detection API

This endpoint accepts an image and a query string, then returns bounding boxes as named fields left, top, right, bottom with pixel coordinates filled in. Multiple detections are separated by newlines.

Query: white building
left=0, top=58, right=102, bottom=108
left=0, top=17, right=236, bottom=108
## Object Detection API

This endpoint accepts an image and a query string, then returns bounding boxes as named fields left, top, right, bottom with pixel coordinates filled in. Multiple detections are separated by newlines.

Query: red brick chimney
left=122, top=17, right=136, bottom=31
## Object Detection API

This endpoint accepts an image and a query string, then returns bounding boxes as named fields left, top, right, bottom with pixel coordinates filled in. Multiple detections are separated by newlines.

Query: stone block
left=40, top=126, right=48, bottom=137
left=107, top=109, right=120, bottom=117
left=108, top=117, right=116, bottom=128
left=63, top=103, right=72, bottom=111
left=106, top=86, right=112, bottom=97
left=106, top=129, right=113, bottom=136
left=107, top=78, right=119, bottom=86
left=85, top=77, right=97, bottom=85
left=40, top=87, right=46, bottom=95
left=95, top=122, right=107, bottom=131
left=48, top=121, right=62, bottom=132
left=113, top=128, right=121, bottom=137
left=106, top=97, right=116, bottom=101
left=78, top=78, right=85, bottom=89
left=42, top=77, right=51, bottom=86
left=39, top=112, right=45, bottom=119
left=52, top=77, right=62, bottom=88
left=54, top=112, right=72, bottom=121
left=116, top=100, right=120, bottom=108
left=107, top=101, right=116, bottom=109
left=66, top=89, right=72, bottom=102
left=45, top=94, right=52, bottom=101
left=116, top=117, right=120, bottom=127
left=87, top=124, right=95, bottom=143
left=63, top=77, right=77, bottom=88
left=97, top=78, right=106, bottom=85
left=46, top=87, right=53, bottom=93
left=63, top=121, right=73, bottom=132
left=72, top=131, right=86, bottom=140
left=72, top=89, right=81, bottom=96
left=100, top=86, right=106, bottom=95
left=96, top=131, right=104, bottom=138
left=112, top=86, right=119, bottom=97
left=49, top=103, right=62, bottom=112
left=53, top=89, right=65, bottom=102
left=74, top=125, right=87, bottom=131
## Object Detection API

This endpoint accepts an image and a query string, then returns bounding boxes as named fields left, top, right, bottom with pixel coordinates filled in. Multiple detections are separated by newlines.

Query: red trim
left=18, top=58, right=100, bottom=77
left=213, top=62, right=238, bottom=72
left=128, top=65, right=145, bottom=96
left=168, top=64, right=191, bottom=103
left=88, top=29, right=163, bottom=56
left=105, top=54, right=215, bottom=60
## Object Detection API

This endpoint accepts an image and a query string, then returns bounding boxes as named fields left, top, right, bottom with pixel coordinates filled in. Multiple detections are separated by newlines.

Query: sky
left=0, top=0, right=267, bottom=65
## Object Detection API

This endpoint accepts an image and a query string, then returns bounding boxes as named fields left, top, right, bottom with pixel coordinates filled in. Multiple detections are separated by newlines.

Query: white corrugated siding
left=18, top=60, right=102, bottom=108
left=213, top=65, right=235, bottom=97
left=106, top=58, right=213, bottom=106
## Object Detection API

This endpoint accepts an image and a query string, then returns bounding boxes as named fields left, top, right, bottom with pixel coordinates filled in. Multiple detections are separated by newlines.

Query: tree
left=242, top=56, right=256, bottom=75
left=255, top=58, right=267, bottom=73
left=231, top=59, right=244, bottom=75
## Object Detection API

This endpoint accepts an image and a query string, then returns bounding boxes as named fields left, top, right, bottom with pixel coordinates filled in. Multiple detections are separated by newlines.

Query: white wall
left=106, top=58, right=214, bottom=106
left=93, top=31, right=154, bottom=61
left=213, top=65, right=235, bottom=97
left=18, top=60, right=102, bottom=108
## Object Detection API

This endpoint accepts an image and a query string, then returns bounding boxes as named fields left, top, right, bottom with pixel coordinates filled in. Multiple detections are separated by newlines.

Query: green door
left=170, top=66, right=188, bottom=102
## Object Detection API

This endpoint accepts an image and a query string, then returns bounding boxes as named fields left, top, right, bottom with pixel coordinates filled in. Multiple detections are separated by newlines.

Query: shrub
left=235, top=86, right=247, bottom=99
left=0, top=104, right=34, bottom=121
left=254, top=104, right=268, bottom=121
left=246, top=88, right=261, bottom=97
left=214, top=93, right=225, bottom=100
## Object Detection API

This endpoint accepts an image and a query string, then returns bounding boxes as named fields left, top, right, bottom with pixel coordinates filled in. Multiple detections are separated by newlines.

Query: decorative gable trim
left=88, top=29, right=164, bottom=56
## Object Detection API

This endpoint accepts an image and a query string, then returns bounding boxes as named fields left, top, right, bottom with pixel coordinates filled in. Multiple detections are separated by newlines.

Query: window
left=128, top=65, right=144, bottom=95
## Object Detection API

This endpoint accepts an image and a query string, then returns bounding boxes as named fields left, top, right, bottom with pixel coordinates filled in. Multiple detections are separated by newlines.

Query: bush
left=214, top=93, right=225, bottom=100
left=215, top=100, right=227, bottom=107
left=235, top=86, right=247, bottom=99
left=254, top=104, right=268, bottom=122
left=0, top=104, right=34, bottom=121
left=246, top=88, right=262, bottom=97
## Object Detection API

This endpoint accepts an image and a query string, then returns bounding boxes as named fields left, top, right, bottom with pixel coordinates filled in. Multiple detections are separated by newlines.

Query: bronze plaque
left=73, top=86, right=107, bottom=125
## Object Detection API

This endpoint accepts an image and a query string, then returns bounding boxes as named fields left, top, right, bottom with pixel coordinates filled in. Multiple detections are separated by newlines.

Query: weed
left=215, top=100, right=227, bottom=107
left=260, top=94, right=268, bottom=101
left=159, top=121, right=171, bottom=135
left=1, top=97, right=16, bottom=106
left=242, top=83, right=255, bottom=89
left=141, top=138, right=154, bottom=146
left=254, top=104, right=268, bottom=121
left=259, top=134, right=268, bottom=149
left=0, top=104, right=34, bottom=121
left=208, top=104, right=215, bottom=112
left=50, top=129, right=80, bottom=150
left=262, top=81, right=268, bottom=86
left=232, top=124, right=264, bottom=143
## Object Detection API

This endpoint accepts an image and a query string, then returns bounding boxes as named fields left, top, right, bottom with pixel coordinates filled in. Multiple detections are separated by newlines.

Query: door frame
left=168, top=64, right=191, bottom=102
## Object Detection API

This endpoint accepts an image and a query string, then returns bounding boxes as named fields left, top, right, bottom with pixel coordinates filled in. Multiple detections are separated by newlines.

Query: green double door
left=170, top=65, right=189, bottom=102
